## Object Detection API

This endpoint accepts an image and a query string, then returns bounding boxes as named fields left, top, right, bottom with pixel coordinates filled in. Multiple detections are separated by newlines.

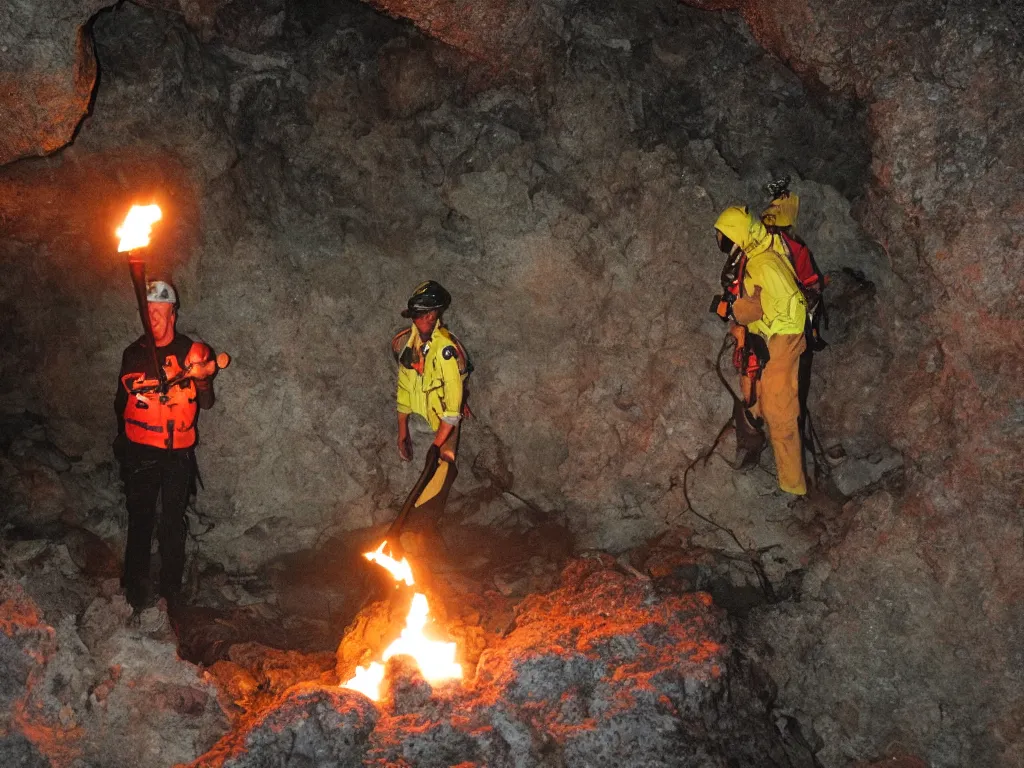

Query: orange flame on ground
left=341, top=541, right=463, bottom=702
left=363, top=541, right=415, bottom=586
left=116, top=205, right=162, bottom=252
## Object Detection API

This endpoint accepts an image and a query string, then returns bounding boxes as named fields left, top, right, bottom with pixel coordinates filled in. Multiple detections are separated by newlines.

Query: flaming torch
left=117, top=204, right=165, bottom=389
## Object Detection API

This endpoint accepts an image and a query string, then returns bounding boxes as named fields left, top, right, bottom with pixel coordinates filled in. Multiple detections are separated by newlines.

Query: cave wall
left=1, top=0, right=1022, bottom=766
left=1, top=0, right=882, bottom=568
left=0, top=0, right=108, bottom=165
left=687, top=1, right=1023, bottom=765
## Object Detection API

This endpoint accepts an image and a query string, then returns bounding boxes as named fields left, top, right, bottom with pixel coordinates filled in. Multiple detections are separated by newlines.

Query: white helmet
left=146, top=280, right=177, bottom=305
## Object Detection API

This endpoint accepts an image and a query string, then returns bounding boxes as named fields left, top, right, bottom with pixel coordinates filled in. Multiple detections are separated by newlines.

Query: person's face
left=148, top=302, right=177, bottom=346
left=413, top=310, right=438, bottom=337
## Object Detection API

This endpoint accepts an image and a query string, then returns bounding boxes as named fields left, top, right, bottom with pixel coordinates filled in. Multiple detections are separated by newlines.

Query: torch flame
left=342, top=542, right=463, bottom=701
left=116, top=204, right=163, bottom=252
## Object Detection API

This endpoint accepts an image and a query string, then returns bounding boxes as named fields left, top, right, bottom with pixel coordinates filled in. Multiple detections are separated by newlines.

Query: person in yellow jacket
left=391, top=281, right=470, bottom=508
left=714, top=206, right=808, bottom=496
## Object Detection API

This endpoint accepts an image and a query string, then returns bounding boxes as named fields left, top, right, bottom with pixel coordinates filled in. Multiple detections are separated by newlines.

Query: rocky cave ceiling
left=1, top=0, right=1022, bottom=767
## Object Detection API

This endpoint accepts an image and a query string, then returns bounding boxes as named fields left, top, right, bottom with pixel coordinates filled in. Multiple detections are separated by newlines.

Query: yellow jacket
left=715, top=207, right=806, bottom=340
left=395, top=322, right=465, bottom=431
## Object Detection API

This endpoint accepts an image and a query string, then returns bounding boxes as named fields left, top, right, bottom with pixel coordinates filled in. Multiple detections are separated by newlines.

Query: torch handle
left=384, top=444, right=442, bottom=554
left=128, top=256, right=166, bottom=388
left=126, top=349, right=232, bottom=395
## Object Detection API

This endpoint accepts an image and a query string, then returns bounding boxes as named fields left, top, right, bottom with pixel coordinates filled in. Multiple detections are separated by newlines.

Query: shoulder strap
left=390, top=328, right=413, bottom=363
left=779, top=231, right=823, bottom=289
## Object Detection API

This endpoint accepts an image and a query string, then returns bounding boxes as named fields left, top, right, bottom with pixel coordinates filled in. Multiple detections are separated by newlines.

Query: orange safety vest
left=122, top=345, right=202, bottom=450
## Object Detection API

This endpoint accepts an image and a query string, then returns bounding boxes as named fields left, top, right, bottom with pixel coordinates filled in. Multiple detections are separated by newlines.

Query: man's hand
left=190, top=359, right=218, bottom=379
left=398, top=432, right=413, bottom=462
left=397, top=412, right=412, bottom=461
left=433, top=421, right=456, bottom=462
left=186, top=343, right=216, bottom=380
left=733, top=285, right=764, bottom=326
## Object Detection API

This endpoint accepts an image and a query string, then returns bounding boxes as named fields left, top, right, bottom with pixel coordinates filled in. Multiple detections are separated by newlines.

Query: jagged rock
left=829, top=449, right=903, bottom=497
left=0, top=578, right=228, bottom=768
left=205, top=643, right=337, bottom=721
left=0, top=732, right=50, bottom=768
left=0, top=0, right=109, bottom=165
left=382, top=655, right=433, bottom=714
left=361, top=0, right=558, bottom=80
left=190, top=684, right=379, bottom=768
left=206, top=556, right=815, bottom=766
left=377, top=38, right=456, bottom=119
left=749, top=487, right=1024, bottom=767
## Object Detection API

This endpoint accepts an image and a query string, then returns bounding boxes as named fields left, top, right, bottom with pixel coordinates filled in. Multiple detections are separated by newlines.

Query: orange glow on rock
left=116, top=204, right=162, bottom=252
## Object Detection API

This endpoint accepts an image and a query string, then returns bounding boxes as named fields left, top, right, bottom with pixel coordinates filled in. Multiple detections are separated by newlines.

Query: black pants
left=121, top=443, right=195, bottom=607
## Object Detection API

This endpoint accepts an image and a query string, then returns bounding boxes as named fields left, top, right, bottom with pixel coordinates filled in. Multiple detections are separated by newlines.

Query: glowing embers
left=341, top=543, right=463, bottom=702
left=116, top=204, right=162, bottom=251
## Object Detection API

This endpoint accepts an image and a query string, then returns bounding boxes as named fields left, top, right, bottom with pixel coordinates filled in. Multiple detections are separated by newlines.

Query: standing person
left=113, top=280, right=219, bottom=610
left=760, top=186, right=828, bottom=464
left=390, top=280, right=470, bottom=510
left=713, top=207, right=808, bottom=496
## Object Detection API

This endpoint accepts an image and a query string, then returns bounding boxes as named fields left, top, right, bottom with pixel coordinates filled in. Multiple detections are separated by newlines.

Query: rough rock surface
left=194, top=684, right=379, bottom=768
left=0, top=570, right=227, bottom=768
left=0, top=0, right=109, bottom=165
left=746, top=487, right=1024, bottom=768
left=192, top=556, right=817, bottom=767
left=0, top=0, right=877, bottom=570
left=360, top=0, right=559, bottom=81
left=0, top=0, right=1020, bottom=765
left=665, top=2, right=1024, bottom=765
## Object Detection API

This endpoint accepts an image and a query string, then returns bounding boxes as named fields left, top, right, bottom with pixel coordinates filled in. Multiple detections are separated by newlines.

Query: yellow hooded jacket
left=395, top=321, right=465, bottom=431
left=715, top=206, right=806, bottom=340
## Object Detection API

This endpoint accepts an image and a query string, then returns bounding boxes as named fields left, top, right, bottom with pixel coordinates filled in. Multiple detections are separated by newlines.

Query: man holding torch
left=112, top=205, right=226, bottom=611
left=113, top=279, right=220, bottom=610
left=390, top=281, right=470, bottom=522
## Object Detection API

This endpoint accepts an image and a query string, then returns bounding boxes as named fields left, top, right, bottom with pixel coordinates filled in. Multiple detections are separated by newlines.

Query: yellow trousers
left=754, top=333, right=807, bottom=495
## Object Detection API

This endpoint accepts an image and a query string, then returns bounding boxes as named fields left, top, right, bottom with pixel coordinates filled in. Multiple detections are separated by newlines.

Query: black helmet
left=401, top=280, right=451, bottom=318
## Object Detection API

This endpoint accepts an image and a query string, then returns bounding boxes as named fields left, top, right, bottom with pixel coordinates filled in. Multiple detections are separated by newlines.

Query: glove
left=186, top=342, right=216, bottom=380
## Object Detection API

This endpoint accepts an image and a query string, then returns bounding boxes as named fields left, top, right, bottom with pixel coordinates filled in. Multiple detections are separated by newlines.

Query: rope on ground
left=803, top=407, right=832, bottom=487
left=186, top=499, right=216, bottom=542
left=667, top=336, right=779, bottom=602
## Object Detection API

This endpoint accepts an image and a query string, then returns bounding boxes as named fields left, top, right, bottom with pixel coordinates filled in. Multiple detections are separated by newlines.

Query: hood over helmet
left=761, top=193, right=800, bottom=228
left=714, top=206, right=770, bottom=256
